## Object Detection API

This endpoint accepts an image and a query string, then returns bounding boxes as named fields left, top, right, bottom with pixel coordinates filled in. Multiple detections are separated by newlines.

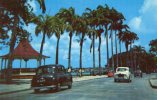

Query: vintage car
left=134, top=69, right=142, bottom=77
left=114, top=67, right=132, bottom=82
left=31, top=64, right=73, bottom=93
left=107, top=70, right=114, bottom=77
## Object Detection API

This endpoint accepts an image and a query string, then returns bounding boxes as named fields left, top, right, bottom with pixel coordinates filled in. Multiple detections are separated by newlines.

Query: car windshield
left=117, top=68, right=128, bottom=72
left=36, top=67, right=55, bottom=75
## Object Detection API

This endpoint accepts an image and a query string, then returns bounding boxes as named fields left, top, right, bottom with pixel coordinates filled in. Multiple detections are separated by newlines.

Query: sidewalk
left=0, top=75, right=107, bottom=94
left=149, top=73, right=157, bottom=89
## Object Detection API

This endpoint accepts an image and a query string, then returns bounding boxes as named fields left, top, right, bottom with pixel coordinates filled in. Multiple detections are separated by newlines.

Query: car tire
left=34, top=89, right=40, bottom=93
left=55, top=83, right=61, bottom=91
left=114, top=79, right=117, bottom=82
left=68, top=82, right=72, bottom=89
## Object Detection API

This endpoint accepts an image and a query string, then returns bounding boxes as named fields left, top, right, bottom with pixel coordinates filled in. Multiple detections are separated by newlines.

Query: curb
left=0, top=88, right=31, bottom=95
left=73, top=76, right=107, bottom=82
left=149, top=79, right=157, bottom=89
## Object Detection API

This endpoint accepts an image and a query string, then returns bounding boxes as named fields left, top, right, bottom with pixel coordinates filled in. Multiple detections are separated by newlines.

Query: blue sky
left=1, top=0, right=157, bottom=69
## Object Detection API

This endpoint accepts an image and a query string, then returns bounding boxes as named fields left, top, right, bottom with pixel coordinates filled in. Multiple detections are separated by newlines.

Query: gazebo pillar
left=24, top=59, right=28, bottom=68
left=4, top=59, right=7, bottom=69
left=37, top=59, right=39, bottom=68
left=20, top=59, right=22, bottom=74
left=25, top=61, right=28, bottom=68
left=44, top=58, right=45, bottom=65
left=1, top=59, right=4, bottom=72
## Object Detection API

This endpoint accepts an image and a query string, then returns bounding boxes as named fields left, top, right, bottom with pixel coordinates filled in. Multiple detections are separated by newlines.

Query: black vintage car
left=134, top=69, right=142, bottom=77
left=31, top=64, right=72, bottom=93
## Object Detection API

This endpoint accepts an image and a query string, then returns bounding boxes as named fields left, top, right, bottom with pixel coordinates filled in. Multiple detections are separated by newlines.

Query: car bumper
left=114, top=76, right=130, bottom=80
left=31, top=85, right=56, bottom=90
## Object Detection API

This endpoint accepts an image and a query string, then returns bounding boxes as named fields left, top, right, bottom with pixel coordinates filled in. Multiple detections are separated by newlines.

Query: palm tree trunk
left=93, top=33, right=95, bottom=69
left=110, top=29, right=114, bottom=70
left=105, top=25, right=109, bottom=68
left=7, top=16, right=18, bottom=83
left=68, top=32, right=72, bottom=68
left=98, top=36, right=101, bottom=75
left=130, top=44, right=133, bottom=70
left=125, top=43, right=129, bottom=67
left=79, top=34, right=85, bottom=77
left=39, top=33, right=46, bottom=66
left=115, top=31, right=118, bottom=68
left=119, top=40, right=122, bottom=66
left=56, top=36, right=60, bottom=64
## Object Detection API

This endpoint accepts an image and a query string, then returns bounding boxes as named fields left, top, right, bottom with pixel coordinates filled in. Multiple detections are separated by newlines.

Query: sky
left=0, top=0, right=157, bottom=69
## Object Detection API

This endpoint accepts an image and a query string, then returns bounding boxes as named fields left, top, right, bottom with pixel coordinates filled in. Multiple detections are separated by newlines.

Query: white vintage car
left=114, top=67, right=132, bottom=82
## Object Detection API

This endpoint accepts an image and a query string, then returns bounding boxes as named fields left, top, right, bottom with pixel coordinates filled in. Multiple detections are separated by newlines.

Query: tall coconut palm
left=31, top=14, right=52, bottom=66
left=120, top=30, right=131, bottom=66
left=96, top=29, right=104, bottom=75
left=56, top=7, right=77, bottom=68
left=75, top=16, right=88, bottom=77
left=96, top=5, right=112, bottom=68
left=132, top=45, right=145, bottom=70
left=129, top=32, right=139, bottom=68
left=83, top=8, right=98, bottom=70
left=49, top=16, right=65, bottom=64
left=110, top=11, right=125, bottom=68
left=117, top=24, right=129, bottom=66
left=120, top=30, right=139, bottom=67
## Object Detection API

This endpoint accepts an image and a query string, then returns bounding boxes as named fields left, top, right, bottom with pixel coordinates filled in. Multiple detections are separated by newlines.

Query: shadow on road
left=31, top=88, right=68, bottom=94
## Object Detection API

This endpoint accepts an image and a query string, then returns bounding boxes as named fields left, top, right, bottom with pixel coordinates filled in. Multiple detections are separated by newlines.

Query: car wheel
left=34, top=89, right=40, bottom=93
left=114, top=79, right=117, bottom=82
left=55, top=83, right=61, bottom=91
left=68, top=82, right=72, bottom=89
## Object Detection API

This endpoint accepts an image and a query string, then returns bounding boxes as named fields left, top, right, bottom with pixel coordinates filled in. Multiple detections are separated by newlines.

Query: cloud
left=129, top=17, right=142, bottom=31
left=129, top=0, right=157, bottom=34
left=140, top=0, right=157, bottom=13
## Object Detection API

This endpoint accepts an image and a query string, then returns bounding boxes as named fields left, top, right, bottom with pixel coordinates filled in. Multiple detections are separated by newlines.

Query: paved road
left=0, top=74, right=157, bottom=100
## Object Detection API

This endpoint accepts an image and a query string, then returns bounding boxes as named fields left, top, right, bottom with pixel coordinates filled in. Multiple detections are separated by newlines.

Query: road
left=0, top=74, right=157, bottom=100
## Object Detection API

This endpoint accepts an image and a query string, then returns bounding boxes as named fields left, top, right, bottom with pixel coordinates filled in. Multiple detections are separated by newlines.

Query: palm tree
left=83, top=8, right=98, bottom=70
left=75, top=16, right=88, bottom=77
left=129, top=32, right=139, bottom=68
left=0, top=0, right=39, bottom=82
left=96, top=29, right=104, bottom=75
left=120, top=30, right=131, bottom=66
left=117, top=24, right=129, bottom=66
left=132, top=45, right=145, bottom=70
left=149, top=39, right=157, bottom=56
left=96, top=5, right=112, bottom=68
left=120, top=30, right=139, bottom=67
left=31, top=14, right=52, bottom=66
left=49, top=16, right=65, bottom=64
left=56, top=7, right=77, bottom=68
left=37, top=0, right=46, bottom=13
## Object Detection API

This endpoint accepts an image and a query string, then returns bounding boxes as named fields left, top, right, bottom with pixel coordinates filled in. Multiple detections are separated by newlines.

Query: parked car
left=31, top=64, right=73, bottom=93
left=114, top=67, right=132, bottom=82
left=107, top=70, right=114, bottom=77
left=134, top=69, right=142, bottom=77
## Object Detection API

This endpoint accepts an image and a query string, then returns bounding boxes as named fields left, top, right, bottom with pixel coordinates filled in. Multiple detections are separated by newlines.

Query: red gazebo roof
left=0, top=39, right=49, bottom=60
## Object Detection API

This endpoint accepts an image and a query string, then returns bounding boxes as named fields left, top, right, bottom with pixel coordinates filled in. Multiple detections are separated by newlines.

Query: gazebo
left=0, top=38, right=49, bottom=74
